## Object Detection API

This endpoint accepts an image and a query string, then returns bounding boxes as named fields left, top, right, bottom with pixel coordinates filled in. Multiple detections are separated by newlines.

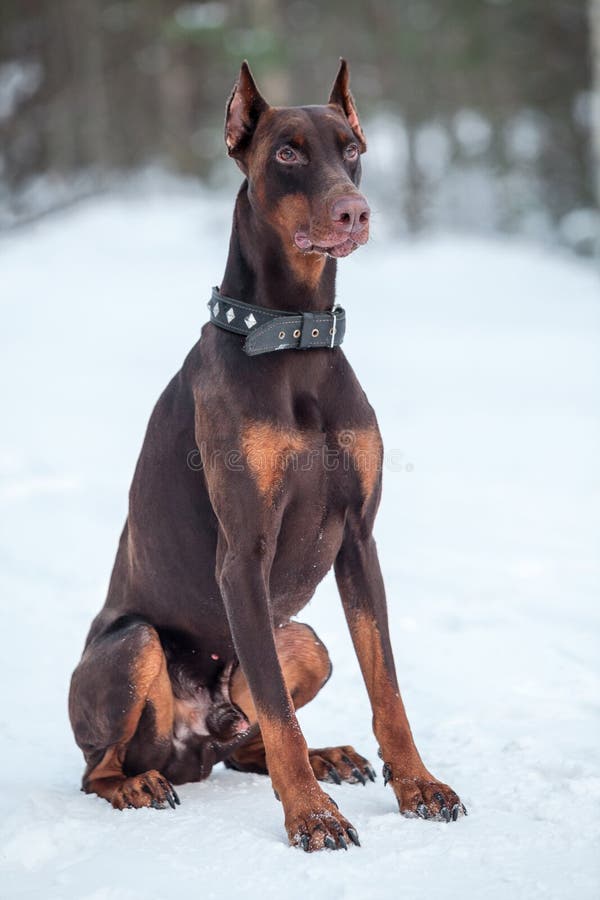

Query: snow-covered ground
left=1, top=183, right=599, bottom=899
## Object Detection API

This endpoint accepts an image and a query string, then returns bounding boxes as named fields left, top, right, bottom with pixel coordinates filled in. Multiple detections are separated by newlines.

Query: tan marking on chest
left=338, top=427, right=383, bottom=500
left=242, top=422, right=308, bottom=500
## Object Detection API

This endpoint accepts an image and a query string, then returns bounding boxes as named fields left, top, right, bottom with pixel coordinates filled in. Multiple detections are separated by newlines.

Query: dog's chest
left=241, top=415, right=381, bottom=507
left=244, top=378, right=381, bottom=498
left=247, top=411, right=382, bottom=618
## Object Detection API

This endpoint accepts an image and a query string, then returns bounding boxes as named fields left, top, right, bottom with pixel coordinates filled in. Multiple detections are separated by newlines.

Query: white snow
left=1, top=183, right=599, bottom=899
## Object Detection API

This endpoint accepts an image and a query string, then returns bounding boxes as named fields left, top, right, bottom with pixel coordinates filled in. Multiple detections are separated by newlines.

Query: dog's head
left=224, top=60, right=369, bottom=260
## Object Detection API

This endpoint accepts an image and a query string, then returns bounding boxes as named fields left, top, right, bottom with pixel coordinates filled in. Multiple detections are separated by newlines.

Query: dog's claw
left=338, top=835, right=348, bottom=850
left=417, top=803, right=429, bottom=819
left=324, top=835, right=337, bottom=850
left=366, top=766, right=376, bottom=782
left=382, top=762, right=392, bottom=786
left=433, top=791, right=445, bottom=807
left=451, top=803, right=460, bottom=821
left=341, top=754, right=367, bottom=785
left=441, top=806, right=451, bottom=823
left=352, top=767, right=367, bottom=785
left=327, top=766, right=342, bottom=785
left=462, top=803, right=468, bottom=816
left=347, top=827, right=361, bottom=846
left=158, top=778, right=179, bottom=809
left=150, top=799, right=165, bottom=810
left=299, top=834, right=310, bottom=852
left=327, top=793, right=339, bottom=810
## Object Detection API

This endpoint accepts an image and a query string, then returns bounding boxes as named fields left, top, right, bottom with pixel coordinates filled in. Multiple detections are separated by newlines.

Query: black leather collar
left=207, top=287, right=346, bottom=356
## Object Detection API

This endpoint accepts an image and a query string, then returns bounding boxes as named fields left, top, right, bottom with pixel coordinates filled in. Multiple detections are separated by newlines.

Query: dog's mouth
left=294, top=231, right=368, bottom=259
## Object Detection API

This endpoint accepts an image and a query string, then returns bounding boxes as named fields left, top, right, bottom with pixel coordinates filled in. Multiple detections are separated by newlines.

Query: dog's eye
left=344, top=143, right=359, bottom=161
left=276, top=146, right=299, bottom=164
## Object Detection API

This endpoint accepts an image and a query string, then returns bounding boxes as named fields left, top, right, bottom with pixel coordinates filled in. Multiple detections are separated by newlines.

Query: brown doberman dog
left=69, top=59, right=465, bottom=851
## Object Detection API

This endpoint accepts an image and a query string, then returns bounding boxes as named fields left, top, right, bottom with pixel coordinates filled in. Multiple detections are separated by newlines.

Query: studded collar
left=207, top=287, right=346, bottom=357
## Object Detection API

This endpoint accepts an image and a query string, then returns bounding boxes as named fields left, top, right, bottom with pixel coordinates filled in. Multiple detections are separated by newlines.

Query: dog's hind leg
left=69, top=617, right=179, bottom=810
left=224, top=621, right=375, bottom=785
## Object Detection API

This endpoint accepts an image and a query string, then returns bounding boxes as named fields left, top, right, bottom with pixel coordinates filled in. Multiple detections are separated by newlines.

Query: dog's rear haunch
left=69, top=60, right=465, bottom=851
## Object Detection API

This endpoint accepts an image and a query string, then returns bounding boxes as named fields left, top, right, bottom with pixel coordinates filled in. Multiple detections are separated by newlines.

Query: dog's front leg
left=198, top=405, right=360, bottom=852
left=334, top=519, right=466, bottom=822
left=217, top=536, right=358, bottom=850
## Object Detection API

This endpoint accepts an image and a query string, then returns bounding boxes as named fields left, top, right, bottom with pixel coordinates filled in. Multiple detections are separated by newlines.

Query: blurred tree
left=591, top=0, right=600, bottom=206
left=0, top=0, right=594, bottom=250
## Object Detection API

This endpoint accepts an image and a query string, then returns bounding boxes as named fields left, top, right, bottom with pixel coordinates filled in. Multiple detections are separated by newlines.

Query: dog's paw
left=382, top=763, right=466, bottom=822
left=110, top=770, right=180, bottom=810
left=286, top=792, right=360, bottom=851
left=308, top=745, right=376, bottom=785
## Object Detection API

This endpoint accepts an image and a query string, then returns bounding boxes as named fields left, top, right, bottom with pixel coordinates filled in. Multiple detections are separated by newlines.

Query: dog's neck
left=219, top=182, right=337, bottom=313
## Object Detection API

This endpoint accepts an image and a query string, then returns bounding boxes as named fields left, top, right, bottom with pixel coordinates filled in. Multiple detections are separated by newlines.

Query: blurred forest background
left=0, top=0, right=598, bottom=253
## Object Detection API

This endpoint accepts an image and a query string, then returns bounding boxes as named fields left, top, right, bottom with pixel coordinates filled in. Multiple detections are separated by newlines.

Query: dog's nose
left=331, top=195, right=370, bottom=234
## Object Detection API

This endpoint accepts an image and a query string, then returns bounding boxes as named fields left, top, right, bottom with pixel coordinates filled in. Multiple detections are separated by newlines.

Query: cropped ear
left=328, top=58, right=367, bottom=153
left=225, top=61, right=269, bottom=158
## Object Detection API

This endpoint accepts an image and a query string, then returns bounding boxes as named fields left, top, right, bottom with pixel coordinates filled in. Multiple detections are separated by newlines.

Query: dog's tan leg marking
left=345, top=609, right=415, bottom=766
left=345, top=608, right=462, bottom=817
left=84, top=627, right=174, bottom=807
